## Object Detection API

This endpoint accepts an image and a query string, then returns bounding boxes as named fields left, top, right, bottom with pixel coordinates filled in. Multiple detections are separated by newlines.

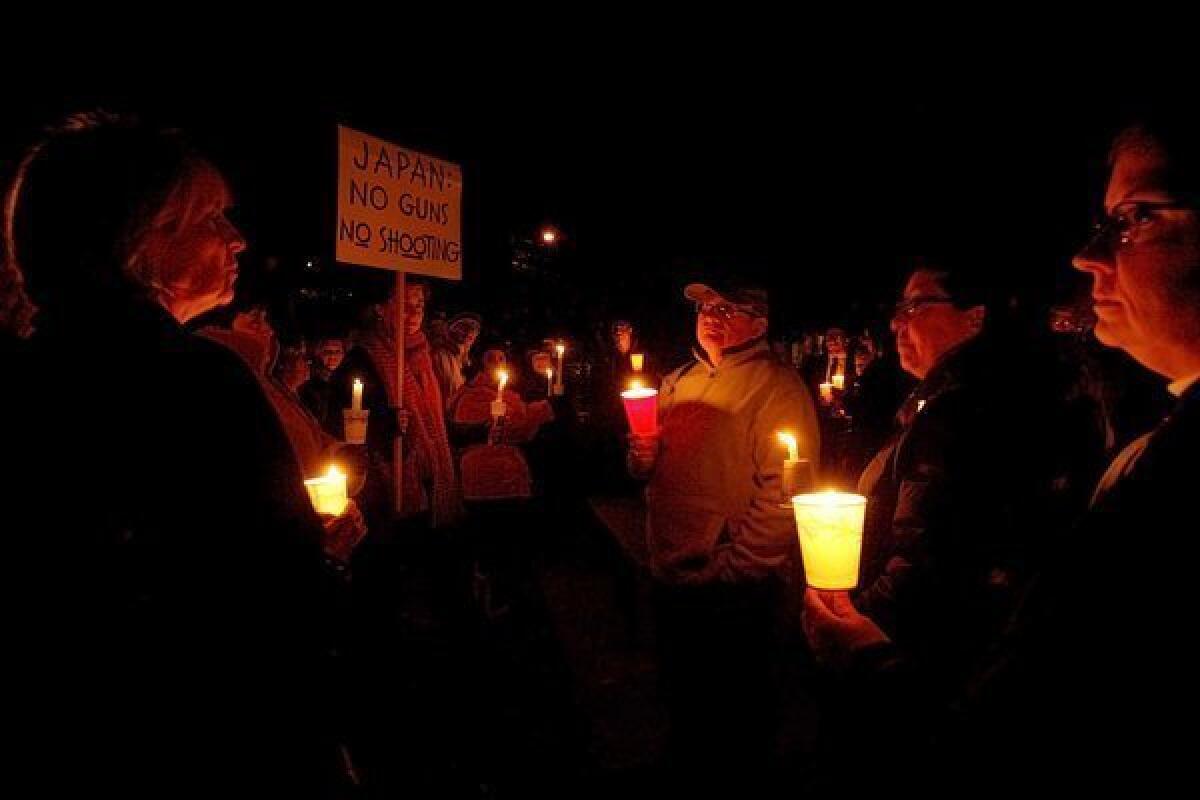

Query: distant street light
left=540, top=227, right=559, bottom=245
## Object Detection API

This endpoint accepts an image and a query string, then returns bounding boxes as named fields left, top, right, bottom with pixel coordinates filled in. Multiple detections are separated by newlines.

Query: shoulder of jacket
left=662, top=360, right=698, bottom=386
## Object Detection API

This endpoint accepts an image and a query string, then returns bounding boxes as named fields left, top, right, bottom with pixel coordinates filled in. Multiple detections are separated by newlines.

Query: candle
left=777, top=432, right=801, bottom=501
left=555, top=342, right=566, bottom=394
left=352, top=378, right=363, bottom=412
left=304, top=465, right=349, bottom=516
left=831, top=373, right=845, bottom=391
left=777, top=431, right=799, bottom=463
left=545, top=367, right=554, bottom=395
left=491, top=369, right=508, bottom=419
left=620, top=382, right=659, bottom=436
left=819, top=382, right=834, bottom=405
left=792, top=491, right=867, bottom=590
left=631, top=353, right=645, bottom=372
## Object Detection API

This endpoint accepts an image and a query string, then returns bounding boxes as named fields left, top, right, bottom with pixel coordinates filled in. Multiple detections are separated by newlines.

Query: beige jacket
left=645, top=339, right=819, bottom=585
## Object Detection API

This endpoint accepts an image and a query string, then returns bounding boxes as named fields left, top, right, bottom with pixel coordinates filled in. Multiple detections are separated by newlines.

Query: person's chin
left=1091, top=319, right=1124, bottom=349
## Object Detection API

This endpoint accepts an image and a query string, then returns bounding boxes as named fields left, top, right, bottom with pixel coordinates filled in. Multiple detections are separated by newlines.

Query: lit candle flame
left=630, top=378, right=644, bottom=392
left=497, top=369, right=509, bottom=392
left=555, top=343, right=565, bottom=357
left=777, top=431, right=799, bottom=462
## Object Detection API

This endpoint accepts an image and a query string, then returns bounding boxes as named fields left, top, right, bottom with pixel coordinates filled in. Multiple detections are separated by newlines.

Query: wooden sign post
left=335, top=125, right=463, bottom=513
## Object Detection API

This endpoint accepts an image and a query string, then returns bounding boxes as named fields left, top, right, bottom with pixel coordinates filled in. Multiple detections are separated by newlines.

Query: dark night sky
left=4, top=73, right=1152, bottom=348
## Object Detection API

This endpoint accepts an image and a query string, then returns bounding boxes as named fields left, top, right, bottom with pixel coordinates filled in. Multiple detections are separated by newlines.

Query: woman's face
left=404, top=285, right=426, bottom=336
left=139, top=162, right=246, bottom=323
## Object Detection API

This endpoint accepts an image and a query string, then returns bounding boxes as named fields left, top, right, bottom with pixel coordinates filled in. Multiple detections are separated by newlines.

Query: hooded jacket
left=645, top=338, right=819, bottom=584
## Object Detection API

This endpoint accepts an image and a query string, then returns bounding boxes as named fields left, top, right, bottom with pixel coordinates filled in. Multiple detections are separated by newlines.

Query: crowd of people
left=2, top=108, right=1197, bottom=796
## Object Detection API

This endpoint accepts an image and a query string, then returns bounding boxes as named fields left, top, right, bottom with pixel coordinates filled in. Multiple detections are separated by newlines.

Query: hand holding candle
left=802, top=588, right=889, bottom=663
left=792, top=491, right=866, bottom=590
left=321, top=499, right=367, bottom=563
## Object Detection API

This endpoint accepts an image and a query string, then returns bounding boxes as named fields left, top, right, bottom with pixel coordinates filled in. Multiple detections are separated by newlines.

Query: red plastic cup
left=621, top=387, right=659, bottom=435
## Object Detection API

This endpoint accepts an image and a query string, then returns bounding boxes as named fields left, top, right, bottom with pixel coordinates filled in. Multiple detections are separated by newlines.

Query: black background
left=3, top=63, right=1164, bottom=351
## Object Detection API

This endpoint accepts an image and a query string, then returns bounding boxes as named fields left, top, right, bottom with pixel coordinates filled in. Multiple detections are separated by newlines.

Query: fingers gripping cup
left=343, top=409, right=369, bottom=445
left=792, top=491, right=867, bottom=590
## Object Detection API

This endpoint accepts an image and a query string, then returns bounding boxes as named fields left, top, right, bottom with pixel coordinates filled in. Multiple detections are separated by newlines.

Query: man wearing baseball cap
left=628, top=281, right=819, bottom=786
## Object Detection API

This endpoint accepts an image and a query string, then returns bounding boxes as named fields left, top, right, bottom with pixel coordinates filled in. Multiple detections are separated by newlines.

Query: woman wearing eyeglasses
left=810, top=257, right=1104, bottom=785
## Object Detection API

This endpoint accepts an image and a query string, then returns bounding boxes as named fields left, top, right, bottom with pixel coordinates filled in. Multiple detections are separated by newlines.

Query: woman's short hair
left=909, top=256, right=994, bottom=312
left=2, top=112, right=207, bottom=331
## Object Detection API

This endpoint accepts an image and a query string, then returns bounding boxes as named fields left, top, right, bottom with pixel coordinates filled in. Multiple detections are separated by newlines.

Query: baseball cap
left=684, top=283, right=769, bottom=318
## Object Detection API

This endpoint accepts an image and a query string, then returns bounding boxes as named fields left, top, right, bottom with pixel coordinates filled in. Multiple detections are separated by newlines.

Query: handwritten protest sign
left=335, top=125, right=464, bottom=514
left=336, top=125, right=463, bottom=280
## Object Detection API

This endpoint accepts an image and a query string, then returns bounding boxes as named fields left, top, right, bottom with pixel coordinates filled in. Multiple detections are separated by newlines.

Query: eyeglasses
left=695, top=301, right=759, bottom=321
left=890, top=295, right=954, bottom=327
left=1087, top=200, right=1197, bottom=252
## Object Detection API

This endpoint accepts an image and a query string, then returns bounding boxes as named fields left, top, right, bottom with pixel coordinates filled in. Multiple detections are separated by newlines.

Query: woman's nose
left=223, top=219, right=247, bottom=254
left=1072, top=235, right=1115, bottom=278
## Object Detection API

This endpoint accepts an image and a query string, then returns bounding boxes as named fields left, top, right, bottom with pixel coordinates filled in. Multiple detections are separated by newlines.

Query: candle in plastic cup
left=305, top=466, right=349, bottom=516
left=792, top=491, right=866, bottom=590
left=343, top=409, right=369, bottom=445
left=621, top=384, right=659, bottom=436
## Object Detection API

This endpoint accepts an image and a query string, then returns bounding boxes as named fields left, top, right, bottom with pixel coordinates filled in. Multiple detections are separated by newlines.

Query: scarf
left=362, top=328, right=462, bottom=527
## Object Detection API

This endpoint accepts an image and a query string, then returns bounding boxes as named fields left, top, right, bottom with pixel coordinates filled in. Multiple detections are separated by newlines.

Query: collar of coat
left=691, top=335, right=769, bottom=371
